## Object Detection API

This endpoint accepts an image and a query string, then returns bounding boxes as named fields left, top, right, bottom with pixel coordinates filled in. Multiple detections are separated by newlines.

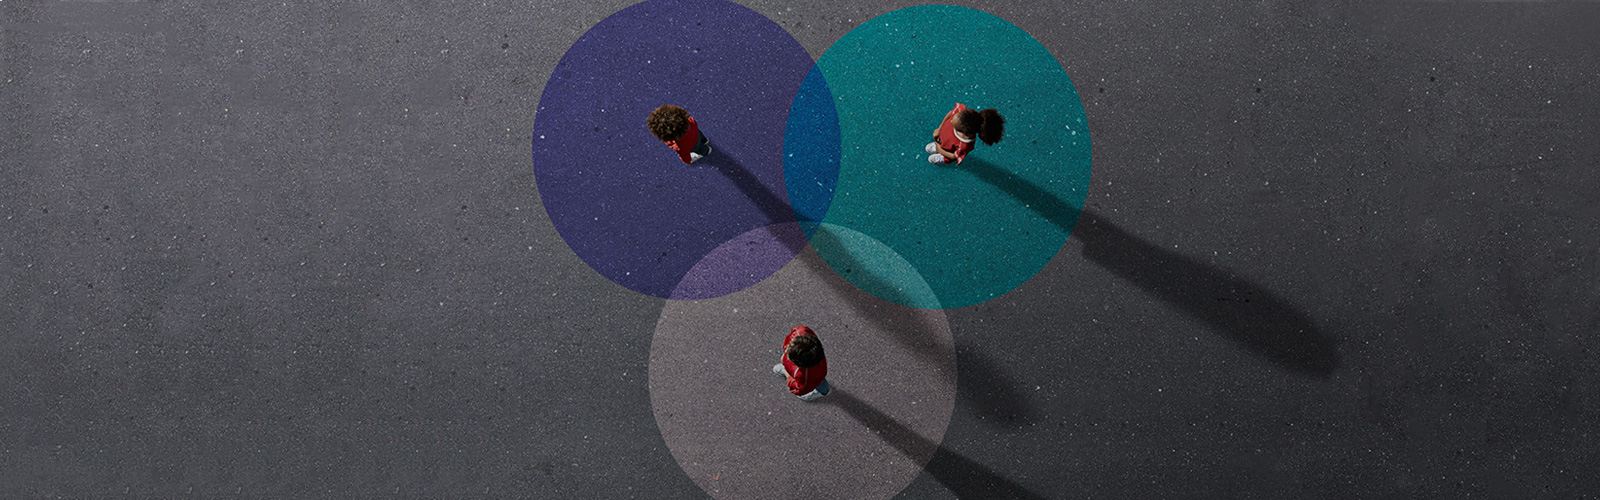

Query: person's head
left=647, top=104, right=691, bottom=141
left=953, top=108, right=1006, bottom=146
left=785, top=325, right=825, bottom=368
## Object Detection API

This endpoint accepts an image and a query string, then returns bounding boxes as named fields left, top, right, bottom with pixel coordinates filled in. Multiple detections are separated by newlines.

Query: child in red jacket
left=647, top=104, right=712, bottom=164
left=772, top=325, right=830, bottom=401
left=925, top=103, right=1004, bottom=164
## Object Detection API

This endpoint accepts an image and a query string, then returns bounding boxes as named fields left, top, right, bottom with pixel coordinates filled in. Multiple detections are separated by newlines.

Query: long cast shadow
left=804, top=229, right=1037, bottom=427
left=699, top=146, right=810, bottom=255
left=827, top=389, right=1048, bottom=500
left=956, top=158, right=1340, bottom=376
left=704, top=151, right=1036, bottom=426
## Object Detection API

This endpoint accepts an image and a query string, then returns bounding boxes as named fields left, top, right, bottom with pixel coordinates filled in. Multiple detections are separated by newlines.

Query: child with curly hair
left=925, top=103, right=1004, bottom=165
left=647, top=104, right=712, bottom=164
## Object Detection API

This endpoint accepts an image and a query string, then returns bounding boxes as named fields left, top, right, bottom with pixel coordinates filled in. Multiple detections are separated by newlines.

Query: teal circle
left=803, top=5, right=1092, bottom=309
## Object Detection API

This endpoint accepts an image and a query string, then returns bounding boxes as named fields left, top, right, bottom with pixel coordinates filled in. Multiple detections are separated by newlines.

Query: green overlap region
left=810, top=5, right=1092, bottom=309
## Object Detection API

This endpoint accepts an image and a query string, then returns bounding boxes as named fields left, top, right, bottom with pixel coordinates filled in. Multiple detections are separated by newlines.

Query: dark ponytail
left=977, top=108, right=1005, bottom=145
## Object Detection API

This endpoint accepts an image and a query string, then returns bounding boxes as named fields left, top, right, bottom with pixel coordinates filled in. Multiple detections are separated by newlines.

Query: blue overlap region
left=791, top=5, right=1093, bottom=309
left=783, top=66, right=842, bottom=237
left=532, top=0, right=820, bottom=299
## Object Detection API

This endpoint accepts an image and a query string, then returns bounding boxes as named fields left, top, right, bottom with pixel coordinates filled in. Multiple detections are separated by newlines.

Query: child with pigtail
left=926, top=103, right=1005, bottom=164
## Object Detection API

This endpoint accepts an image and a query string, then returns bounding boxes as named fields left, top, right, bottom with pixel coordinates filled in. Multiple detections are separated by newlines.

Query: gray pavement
left=3, top=0, right=1598, bottom=498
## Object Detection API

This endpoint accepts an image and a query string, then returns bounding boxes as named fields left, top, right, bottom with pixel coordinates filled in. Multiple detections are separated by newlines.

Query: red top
left=935, top=103, right=976, bottom=164
left=664, top=116, right=701, bottom=164
left=780, top=325, right=827, bottom=395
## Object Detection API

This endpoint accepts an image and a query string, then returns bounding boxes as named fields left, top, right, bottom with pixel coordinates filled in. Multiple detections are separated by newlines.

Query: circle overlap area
left=793, top=5, right=1092, bottom=309
left=531, top=0, right=820, bottom=300
left=535, top=4, right=1090, bottom=498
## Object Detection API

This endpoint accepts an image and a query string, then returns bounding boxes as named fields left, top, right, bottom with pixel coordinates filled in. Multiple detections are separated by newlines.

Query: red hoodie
left=780, top=325, right=828, bottom=395
left=663, top=116, right=701, bottom=164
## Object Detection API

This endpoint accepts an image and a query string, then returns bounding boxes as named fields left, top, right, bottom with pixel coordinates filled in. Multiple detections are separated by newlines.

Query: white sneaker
left=928, top=154, right=948, bottom=164
left=925, top=142, right=938, bottom=154
left=772, top=363, right=786, bottom=376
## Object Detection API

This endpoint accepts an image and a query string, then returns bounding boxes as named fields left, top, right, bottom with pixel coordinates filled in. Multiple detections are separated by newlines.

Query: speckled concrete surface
left=3, top=1, right=1598, bottom=498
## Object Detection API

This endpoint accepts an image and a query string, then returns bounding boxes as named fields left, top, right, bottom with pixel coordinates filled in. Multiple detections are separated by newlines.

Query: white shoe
left=772, top=363, right=786, bottom=376
left=925, top=142, right=938, bottom=154
left=928, top=154, right=947, bottom=164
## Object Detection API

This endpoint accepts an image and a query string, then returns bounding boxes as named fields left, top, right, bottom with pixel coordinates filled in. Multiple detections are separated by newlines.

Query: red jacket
left=664, top=116, right=701, bottom=164
left=780, top=325, right=827, bottom=395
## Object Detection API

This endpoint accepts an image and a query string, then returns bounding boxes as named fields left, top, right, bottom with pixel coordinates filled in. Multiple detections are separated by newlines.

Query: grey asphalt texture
left=4, top=0, right=1599, bottom=498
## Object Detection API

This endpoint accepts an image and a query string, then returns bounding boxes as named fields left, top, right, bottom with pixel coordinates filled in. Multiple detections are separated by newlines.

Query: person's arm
left=677, top=119, right=700, bottom=164
left=776, top=332, right=796, bottom=378
left=934, top=142, right=959, bottom=161
left=786, top=368, right=808, bottom=394
left=933, top=108, right=956, bottom=137
left=675, top=144, right=694, bottom=164
left=786, top=371, right=803, bottom=393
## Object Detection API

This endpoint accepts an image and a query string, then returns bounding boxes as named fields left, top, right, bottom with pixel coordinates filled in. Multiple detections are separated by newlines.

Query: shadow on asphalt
left=798, top=232, right=1037, bottom=427
left=955, top=157, right=1341, bottom=376
left=699, top=145, right=810, bottom=255
left=706, top=153, right=1038, bottom=427
left=826, top=388, right=1048, bottom=500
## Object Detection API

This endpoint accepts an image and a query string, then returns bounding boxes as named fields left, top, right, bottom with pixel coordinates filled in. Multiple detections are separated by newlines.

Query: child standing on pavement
left=648, top=104, right=712, bottom=164
left=926, top=103, right=1004, bottom=165
left=773, top=325, right=830, bottom=401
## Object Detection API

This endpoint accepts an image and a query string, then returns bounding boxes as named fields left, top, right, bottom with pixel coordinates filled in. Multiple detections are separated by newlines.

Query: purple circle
left=532, top=0, right=816, bottom=299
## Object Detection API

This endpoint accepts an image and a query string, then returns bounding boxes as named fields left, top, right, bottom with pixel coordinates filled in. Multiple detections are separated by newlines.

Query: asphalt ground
left=3, top=0, right=1599, bottom=498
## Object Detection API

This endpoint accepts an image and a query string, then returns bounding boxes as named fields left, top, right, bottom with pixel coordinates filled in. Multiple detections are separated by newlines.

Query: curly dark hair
left=785, top=333, right=825, bottom=368
left=647, top=105, right=691, bottom=142
left=954, top=108, right=1006, bottom=146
